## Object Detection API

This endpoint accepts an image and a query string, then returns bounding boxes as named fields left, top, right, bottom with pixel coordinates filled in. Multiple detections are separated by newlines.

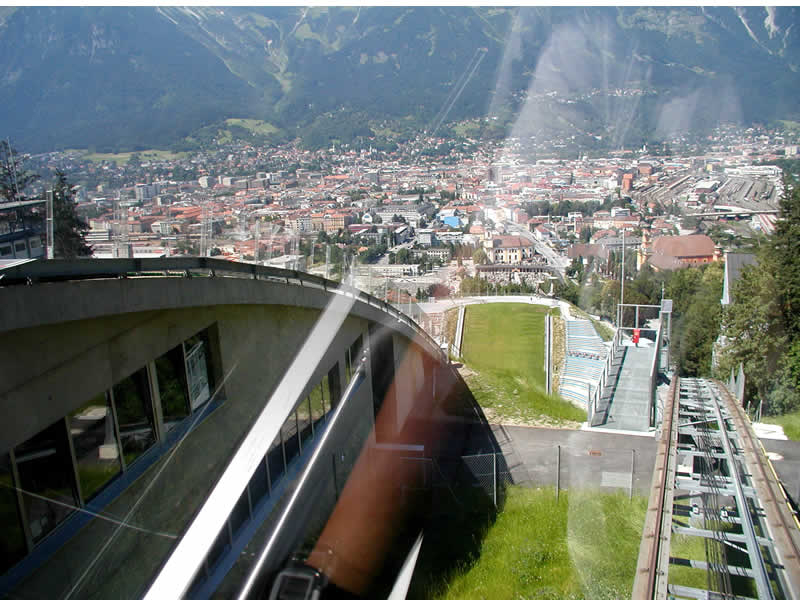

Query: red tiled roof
left=652, top=234, right=715, bottom=259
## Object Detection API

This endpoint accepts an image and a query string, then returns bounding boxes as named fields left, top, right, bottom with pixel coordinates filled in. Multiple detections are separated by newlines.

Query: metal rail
left=716, top=382, right=800, bottom=600
left=632, top=375, right=679, bottom=598
left=632, top=377, right=800, bottom=600
left=0, top=257, right=444, bottom=359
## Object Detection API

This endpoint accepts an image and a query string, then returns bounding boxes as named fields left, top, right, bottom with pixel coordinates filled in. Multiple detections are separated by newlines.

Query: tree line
left=1, top=141, right=91, bottom=258
left=716, top=182, right=800, bottom=416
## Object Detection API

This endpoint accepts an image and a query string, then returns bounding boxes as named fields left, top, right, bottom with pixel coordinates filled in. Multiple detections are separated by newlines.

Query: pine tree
left=52, top=169, right=92, bottom=258
left=0, top=140, right=39, bottom=203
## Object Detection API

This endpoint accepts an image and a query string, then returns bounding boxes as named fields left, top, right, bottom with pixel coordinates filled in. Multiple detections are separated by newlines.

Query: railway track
left=632, top=377, right=800, bottom=600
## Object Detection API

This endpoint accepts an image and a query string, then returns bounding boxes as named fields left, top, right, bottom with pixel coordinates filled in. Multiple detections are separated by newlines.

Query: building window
left=14, top=420, right=79, bottom=544
left=310, top=378, right=327, bottom=427
left=0, top=454, right=27, bottom=572
left=112, top=366, right=156, bottom=467
left=0, top=244, right=11, bottom=257
left=155, top=344, right=191, bottom=433
left=281, top=410, right=300, bottom=464
left=297, top=395, right=313, bottom=447
left=184, top=332, right=213, bottom=410
left=69, top=393, right=122, bottom=502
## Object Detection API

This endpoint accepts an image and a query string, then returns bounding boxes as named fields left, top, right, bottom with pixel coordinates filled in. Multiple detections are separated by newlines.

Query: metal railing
left=586, top=326, right=621, bottom=424
left=648, top=318, right=664, bottom=428
left=0, top=257, right=445, bottom=360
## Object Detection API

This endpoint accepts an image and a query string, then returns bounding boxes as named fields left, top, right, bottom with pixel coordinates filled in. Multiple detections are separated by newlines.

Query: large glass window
left=14, top=420, right=79, bottom=544
left=248, top=457, right=270, bottom=507
left=328, top=364, right=341, bottom=410
left=112, top=367, right=156, bottom=466
left=281, top=410, right=300, bottom=464
left=310, top=380, right=326, bottom=427
left=0, top=454, right=27, bottom=572
left=184, top=331, right=213, bottom=410
left=298, top=396, right=313, bottom=447
left=345, top=335, right=362, bottom=383
left=267, top=432, right=285, bottom=486
left=155, top=344, right=191, bottom=432
left=229, top=488, right=250, bottom=536
left=69, top=393, right=122, bottom=502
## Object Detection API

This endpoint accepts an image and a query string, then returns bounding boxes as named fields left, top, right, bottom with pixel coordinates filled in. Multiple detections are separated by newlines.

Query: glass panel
left=328, top=364, right=342, bottom=410
left=267, top=433, right=285, bottom=487
left=15, top=420, right=79, bottom=544
left=345, top=348, right=353, bottom=384
left=298, top=396, right=313, bottom=446
left=229, top=488, right=250, bottom=536
left=112, top=367, right=156, bottom=466
left=310, top=382, right=325, bottom=427
left=155, top=344, right=190, bottom=432
left=69, top=393, right=122, bottom=502
left=0, top=454, right=27, bottom=572
left=184, top=331, right=213, bottom=410
left=281, top=411, right=300, bottom=465
left=248, top=458, right=269, bottom=507
left=206, top=525, right=230, bottom=570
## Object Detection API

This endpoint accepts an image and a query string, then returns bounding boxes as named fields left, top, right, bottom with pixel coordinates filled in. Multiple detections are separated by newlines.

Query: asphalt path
left=497, top=426, right=658, bottom=495
left=762, top=438, right=800, bottom=508
left=496, top=426, right=800, bottom=507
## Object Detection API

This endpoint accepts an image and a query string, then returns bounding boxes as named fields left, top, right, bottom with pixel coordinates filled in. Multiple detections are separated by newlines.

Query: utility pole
left=619, top=229, right=625, bottom=328
left=46, top=190, right=54, bottom=259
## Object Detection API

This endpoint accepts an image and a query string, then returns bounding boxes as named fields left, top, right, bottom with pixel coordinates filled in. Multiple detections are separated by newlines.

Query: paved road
left=503, top=221, right=571, bottom=274
left=762, top=438, right=800, bottom=507
left=494, top=426, right=800, bottom=507
left=496, top=425, right=658, bottom=495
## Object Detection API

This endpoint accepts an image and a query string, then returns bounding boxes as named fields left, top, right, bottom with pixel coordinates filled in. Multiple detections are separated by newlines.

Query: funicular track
left=633, top=377, right=800, bottom=600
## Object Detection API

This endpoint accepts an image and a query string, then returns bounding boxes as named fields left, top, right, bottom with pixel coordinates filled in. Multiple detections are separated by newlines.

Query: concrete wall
left=0, top=275, right=473, bottom=599
left=0, top=277, right=440, bottom=454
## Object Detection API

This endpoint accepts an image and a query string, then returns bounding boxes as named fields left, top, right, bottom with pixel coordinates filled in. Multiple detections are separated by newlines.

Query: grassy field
left=763, top=410, right=800, bottom=441
left=224, top=118, right=281, bottom=136
left=461, top=304, right=586, bottom=425
left=71, top=149, right=187, bottom=164
left=422, top=486, right=647, bottom=600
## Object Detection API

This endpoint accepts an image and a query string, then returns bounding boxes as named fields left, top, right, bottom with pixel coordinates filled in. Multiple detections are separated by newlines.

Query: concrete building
left=483, top=234, right=536, bottom=264
left=0, top=258, right=497, bottom=599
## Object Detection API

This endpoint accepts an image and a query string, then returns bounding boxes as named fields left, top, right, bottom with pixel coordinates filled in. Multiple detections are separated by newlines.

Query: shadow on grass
left=406, top=484, right=500, bottom=600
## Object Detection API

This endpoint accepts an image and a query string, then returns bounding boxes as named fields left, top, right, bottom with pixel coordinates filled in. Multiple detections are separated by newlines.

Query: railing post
left=492, top=452, right=498, bottom=507
left=556, top=445, right=561, bottom=502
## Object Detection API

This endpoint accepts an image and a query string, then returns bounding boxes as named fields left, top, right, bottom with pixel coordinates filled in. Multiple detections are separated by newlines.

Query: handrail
left=0, top=257, right=444, bottom=360
left=648, top=318, right=664, bottom=428
left=586, top=325, right=620, bottom=423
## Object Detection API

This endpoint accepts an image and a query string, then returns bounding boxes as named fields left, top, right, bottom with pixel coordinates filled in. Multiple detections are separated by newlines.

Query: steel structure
left=633, top=377, right=800, bottom=600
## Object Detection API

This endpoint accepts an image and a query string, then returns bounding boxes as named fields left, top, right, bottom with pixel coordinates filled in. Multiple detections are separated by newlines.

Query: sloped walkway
left=593, top=344, right=655, bottom=432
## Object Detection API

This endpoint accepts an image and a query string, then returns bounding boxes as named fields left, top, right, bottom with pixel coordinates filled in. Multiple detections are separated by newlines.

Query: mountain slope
left=1, top=7, right=799, bottom=152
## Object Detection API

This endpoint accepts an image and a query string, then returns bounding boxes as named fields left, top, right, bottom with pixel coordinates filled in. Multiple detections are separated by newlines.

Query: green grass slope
left=426, top=487, right=647, bottom=600
left=461, top=304, right=585, bottom=425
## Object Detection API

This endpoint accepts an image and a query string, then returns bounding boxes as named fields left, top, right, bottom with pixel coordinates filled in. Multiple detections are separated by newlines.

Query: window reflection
left=268, top=432, right=285, bottom=485
left=15, top=420, right=79, bottom=544
left=69, top=393, right=122, bottom=501
left=0, top=454, right=27, bottom=572
left=184, top=332, right=213, bottom=410
left=310, top=380, right=326, bottom=427
left=156, top=344, right=191, bottom=432
left=298, top=396, right=313, bottom=447
left=112, top=367, right=156, bottom=466
left=282, top=410, right=300, bottom=463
